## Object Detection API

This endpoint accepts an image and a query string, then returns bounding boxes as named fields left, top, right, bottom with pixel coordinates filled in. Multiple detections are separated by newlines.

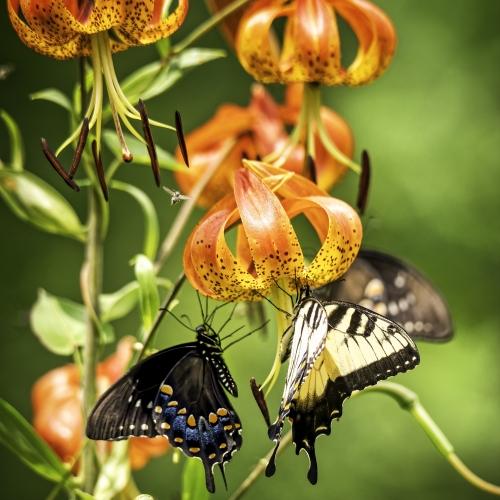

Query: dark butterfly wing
left=315, top=249, right=453, bottom=341
left=86, top=344, right=194, bottom=440
left=153, top=352, right=242, bottom=493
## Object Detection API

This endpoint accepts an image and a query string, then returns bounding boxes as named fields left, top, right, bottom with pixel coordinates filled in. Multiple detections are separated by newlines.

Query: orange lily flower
left=174, top=84, right=353, bottom=207
left=8, top=0, right=188, bottom=193
left=32, top=337, right=169, bottom=469
left=235, top=0, right=396, bottom=86
left=183, top=161, right=362, bottom=302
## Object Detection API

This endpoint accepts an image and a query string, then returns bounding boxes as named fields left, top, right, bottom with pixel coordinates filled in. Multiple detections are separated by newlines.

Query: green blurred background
left=1, top=0, right=499, bottom=498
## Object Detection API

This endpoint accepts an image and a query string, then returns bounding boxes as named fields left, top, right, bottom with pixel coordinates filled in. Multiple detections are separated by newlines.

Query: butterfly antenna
left=253, top=290, right=292, bottom=317
left=206, top=300, right=234, bottom=328
left=164, top=309, right=196, bottom=332
left=181, top=314, right=193, bottom=329
left=220, top=324, right=245, bottom=341
left=217, top=302, right=239, bottom=335
left=270, top=274, right=293, bottom=300
left=218, top=464, right=228, bottom=491
left=224, top=320, right=271, bottom=350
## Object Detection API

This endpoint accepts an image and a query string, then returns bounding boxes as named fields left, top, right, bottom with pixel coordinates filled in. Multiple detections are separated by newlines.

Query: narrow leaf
left=0, top=109, right=24, bottom=171
left=102, top=130, right=184, bottom=171
left=100, top=281, right=140, bottom=323
left=74, top=490, right=98, bottom=500
left=181, top=458, right=209, bottom=500
left=29, top=88, right=73, bottom=114
left=94, top=441, right=130, bottom=500
left=121, top=61, right=162, bottom=103
left=133, top=255, right=160, bottom=331
left=111, top=181, right=159, bottom=261
left=0, top=397, right=71, bottom=484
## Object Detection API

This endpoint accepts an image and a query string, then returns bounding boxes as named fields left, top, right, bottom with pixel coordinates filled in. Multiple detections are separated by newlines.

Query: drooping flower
left=235, top=0, right=396, bottom=86
left=174, top=84, right=353, bottom=207
left=32, top=337, right=169, bottom=468
left=183, top=161, right=363, bottom=302
left=7, top=0, right=189, bottom=194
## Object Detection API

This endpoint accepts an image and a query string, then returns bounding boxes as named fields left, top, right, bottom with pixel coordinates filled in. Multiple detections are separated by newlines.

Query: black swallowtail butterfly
left=86, top=323, right=242, bottom=493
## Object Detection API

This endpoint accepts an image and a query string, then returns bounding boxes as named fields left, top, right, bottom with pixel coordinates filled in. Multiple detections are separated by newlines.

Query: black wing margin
left=86, top=344, right=193, bottom=441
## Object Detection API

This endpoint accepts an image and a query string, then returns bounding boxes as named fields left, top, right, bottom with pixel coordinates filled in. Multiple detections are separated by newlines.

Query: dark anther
left=68, top=117, right=89, bottom=179
left=91, top=140, right=108, bottom=202
left=255, top=154, right=262, bottom=161
left=357, top=149, right=371, bottom=215
left=307, top=155, right=317, bottom=184
left=241, top=151, right=248, bottom=160
left=41, top=138, right=80, bottom=192
left=138, top=99, right=161, bottom=187
left=250, top=377, right=271, bottom=427
left=175, top=110, right=189, bottom=167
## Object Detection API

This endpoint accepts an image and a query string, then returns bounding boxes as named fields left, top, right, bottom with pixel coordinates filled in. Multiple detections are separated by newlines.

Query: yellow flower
left=8, top=0, right=189, bottom=194
left=183, top=161, right=362, bottom=302
left=235, top=0, right=396, bottom=86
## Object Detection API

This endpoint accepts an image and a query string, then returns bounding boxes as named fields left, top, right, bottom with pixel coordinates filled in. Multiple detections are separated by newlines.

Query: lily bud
left=0, top=169, right=86, bottom=242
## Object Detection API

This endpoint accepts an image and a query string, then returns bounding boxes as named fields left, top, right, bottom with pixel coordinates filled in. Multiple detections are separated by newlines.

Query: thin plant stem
left=260, top=281, right=293, bottom=397
left=172, top=0, right=255, bottom=54
left=80, top=167, right=106, bottom=493
left=135, top=270, right=186, bottom=363
left=229, top=430, right=293, bottom=500
left=154, top=138, right=237, bottom=273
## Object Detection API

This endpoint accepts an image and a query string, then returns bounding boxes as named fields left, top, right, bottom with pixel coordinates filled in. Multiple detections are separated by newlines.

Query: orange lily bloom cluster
left=174, top=83, right=353, bottom=208
left=235, top=0, right=396, bottom=86
left=183, top=161, right=362, bottom=302
left=32, top=337, right=169, bottom=469
left=8, top=0, right=188, bottom=59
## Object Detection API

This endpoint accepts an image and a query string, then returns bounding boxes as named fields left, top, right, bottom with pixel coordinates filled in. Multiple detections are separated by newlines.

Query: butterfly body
left=266, top=286, right=420, bottom=484
left=87, top=325, right=241, bottom=493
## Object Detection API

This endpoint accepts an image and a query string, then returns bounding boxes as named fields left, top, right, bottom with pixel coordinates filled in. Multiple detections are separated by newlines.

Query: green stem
left=80, top=168, right=107, bottom=493
left=154, top=138, right=237, bottom=273
left=172, top=0, right=255, bottom=55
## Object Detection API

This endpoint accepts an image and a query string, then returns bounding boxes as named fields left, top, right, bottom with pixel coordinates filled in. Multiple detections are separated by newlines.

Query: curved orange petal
left=129, top=436, right=170, bottom=470
left=234, top=169, right=305, bottom=283
left=282, top=196, right=362, bottom=284
left=183, top=192, right=264, bottom=301
left=287, top=0, right=343, bottom=84
left=235, top=0, right=287, bottom=83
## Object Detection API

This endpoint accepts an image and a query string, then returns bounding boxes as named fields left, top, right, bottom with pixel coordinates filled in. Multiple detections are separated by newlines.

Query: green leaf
left=120, top=61, right=161, bottom=103
left=100, top=281, right=140, bottom=323
left=0, top=397, right=72, bottom=484
left=181, top=458, right=209, bottom=500
left=74, top=490, right=98, bottom=500
left=0, top=109, right=24, bottom=171
left=111, top=181, right=159, bottom=261
left=94, top=441, right=130, bottom=500
left=0, top=170, right=86, bottom=242
left=29, top=88, right=73, bottom=114
left=133, top=255, right=160, bottom=331
left=102, top=130, right=184, bottom=171
left=140, top=48, right=226, bottom=101
left=30, top=289, right=87, bottom=355
left=30, top=290, right=114, bottom=355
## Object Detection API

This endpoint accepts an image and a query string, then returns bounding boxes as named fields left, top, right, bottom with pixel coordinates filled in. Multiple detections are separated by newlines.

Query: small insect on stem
left=175, top=110, right=189, bottom=167
left=163, top=186, right=191, bottom=205
left=138, top=99, right=160, bottom=187
left=91, top=140, right=108, bottom=201
left=41, top=138, right=80, bottom=192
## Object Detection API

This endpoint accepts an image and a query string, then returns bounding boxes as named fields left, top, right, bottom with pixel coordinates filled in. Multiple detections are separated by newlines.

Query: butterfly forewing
left=86, top=345, right=193, bottom=440
left=153, top=352, right=242, bottom=493
left=317, top=249, right=453, bottom=341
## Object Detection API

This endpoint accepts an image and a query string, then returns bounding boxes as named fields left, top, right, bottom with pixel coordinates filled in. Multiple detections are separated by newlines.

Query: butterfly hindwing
left=316, top=249, right=453, bottom=341
left=153, top=351, right=242, bottom=493
left=86, top=344, right=193, bottom=440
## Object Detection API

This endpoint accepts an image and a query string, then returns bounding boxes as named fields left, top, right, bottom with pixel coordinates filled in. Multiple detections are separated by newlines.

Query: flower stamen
left=41, top=138, right=80, bottom=192
left=175, top=110, right=189, bottom=167
left=356, top=150, right=371, bottom=214
left=68, top=117, right=89, bottom=179
left=138, top=99, right=160, bottom=187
